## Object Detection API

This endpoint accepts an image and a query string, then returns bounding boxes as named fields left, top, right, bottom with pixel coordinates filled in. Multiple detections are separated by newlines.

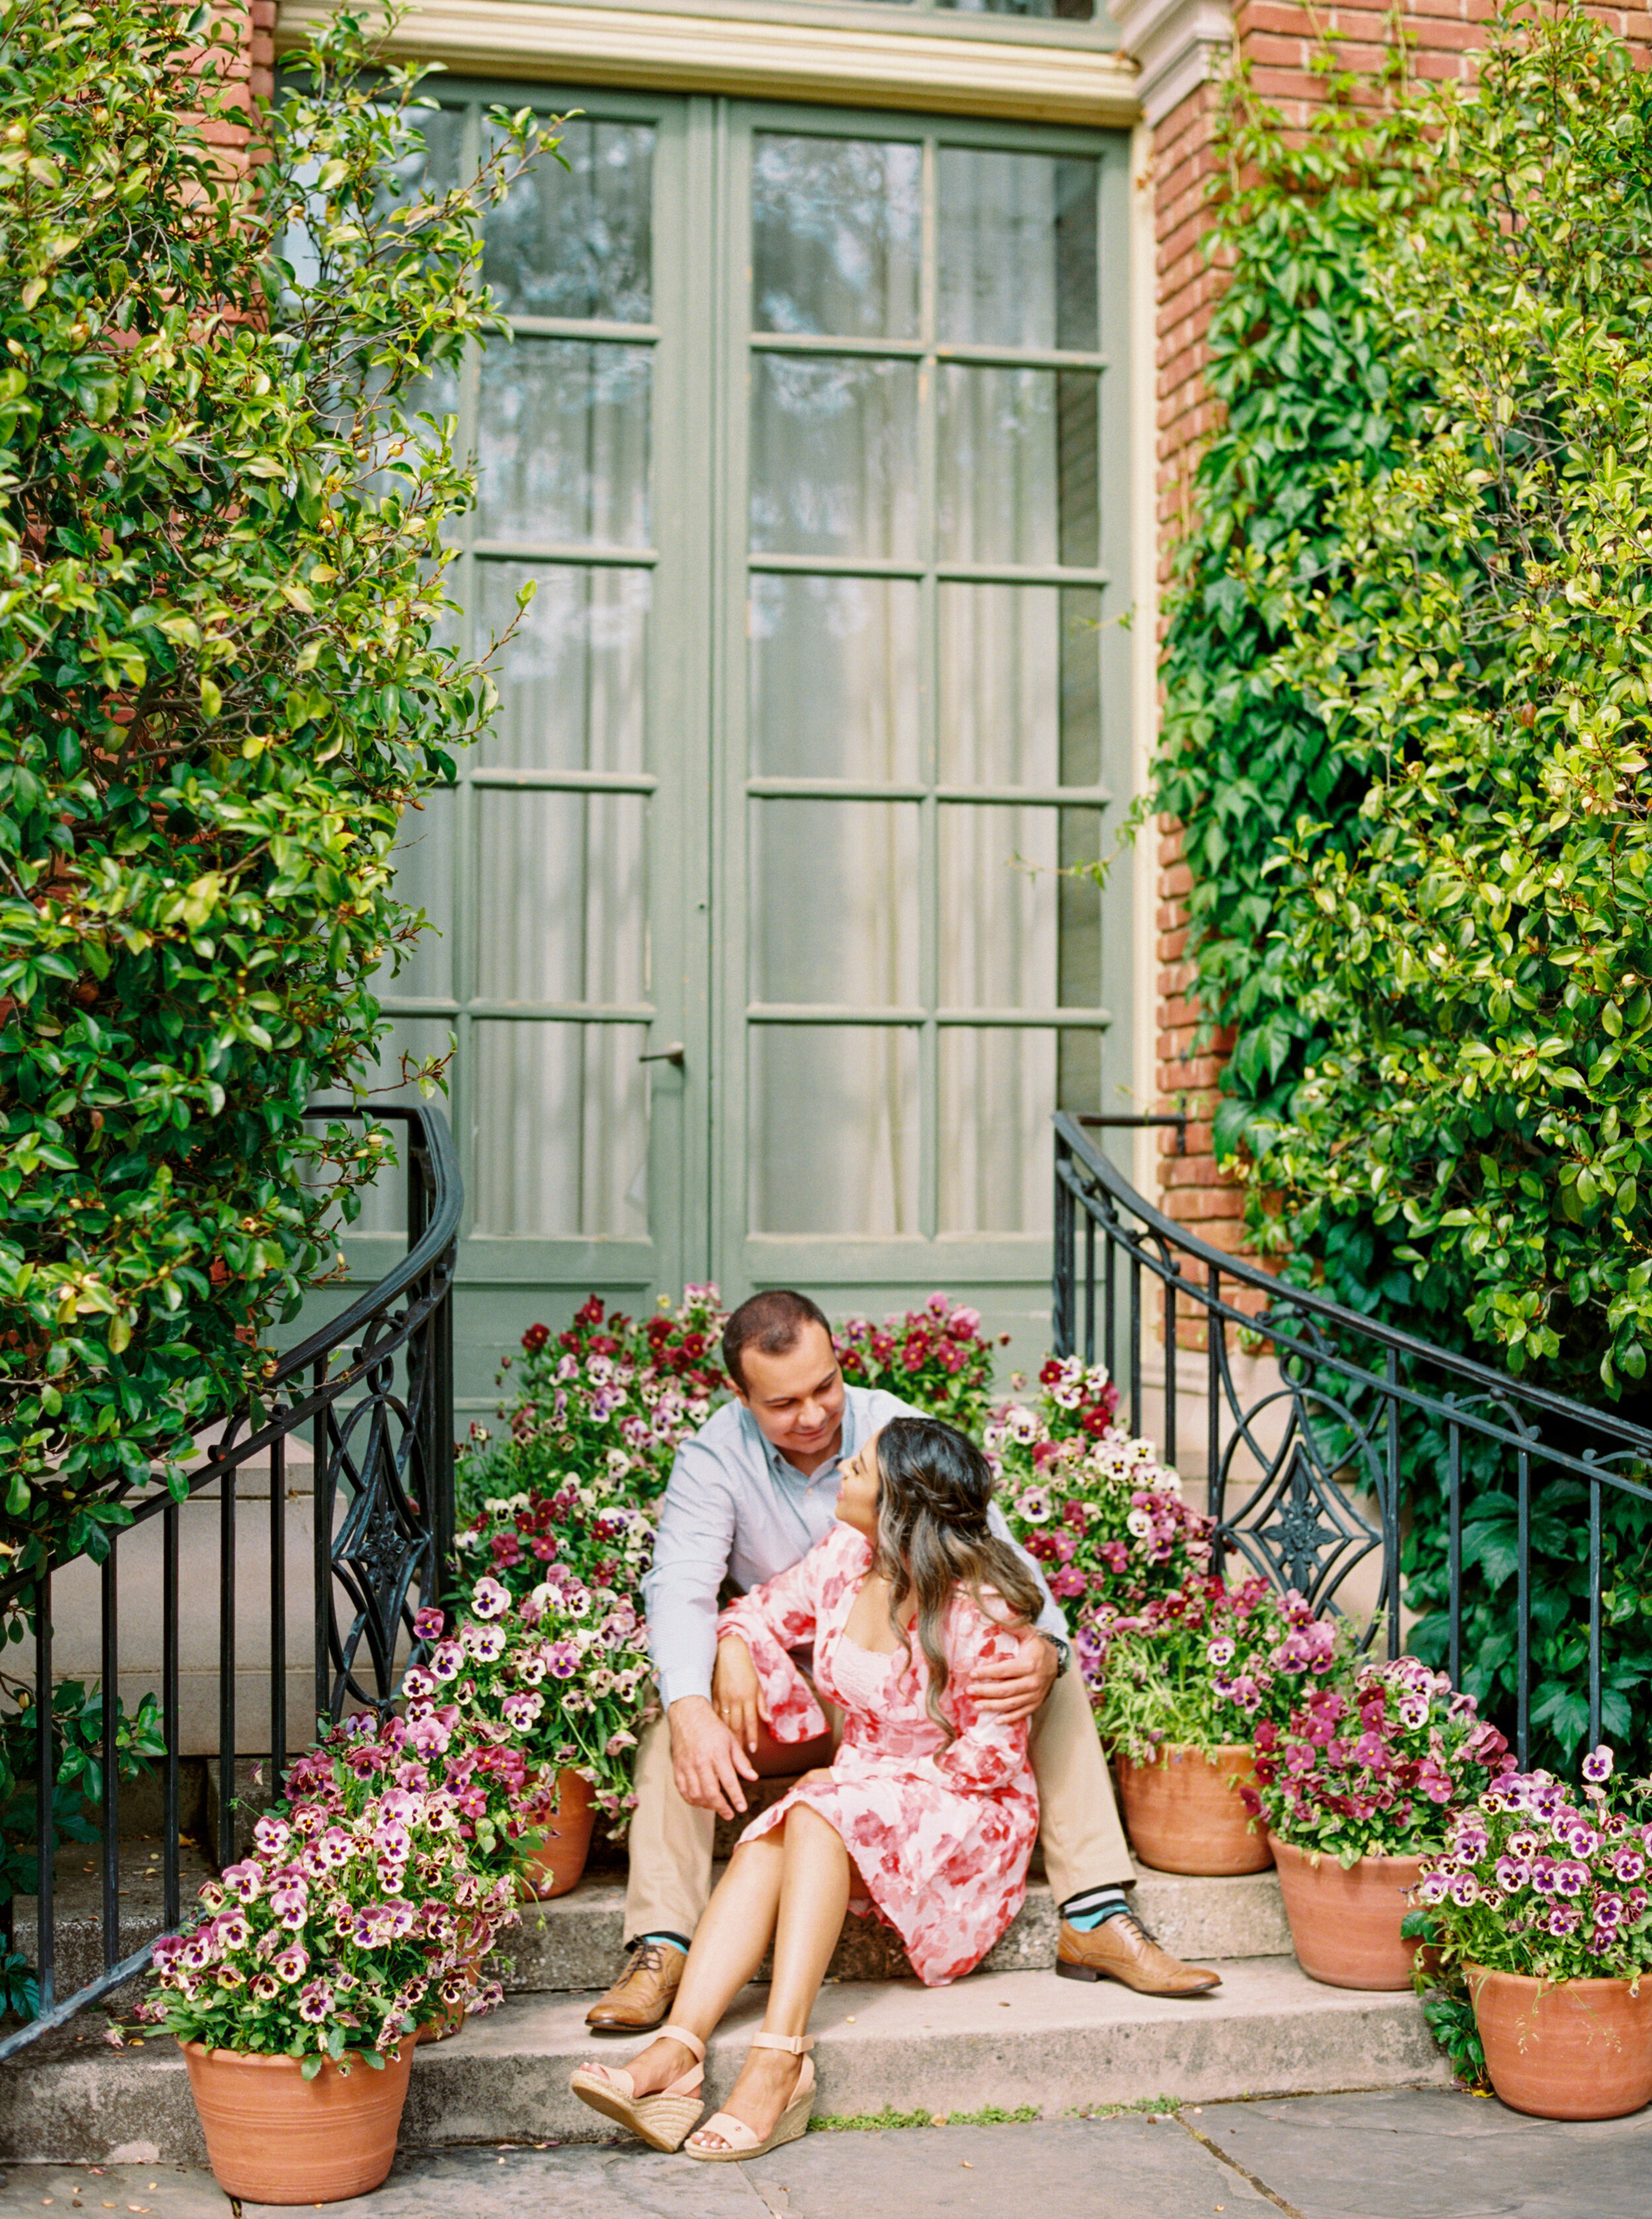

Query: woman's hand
left=712, top=1634, right=767, bottom=1753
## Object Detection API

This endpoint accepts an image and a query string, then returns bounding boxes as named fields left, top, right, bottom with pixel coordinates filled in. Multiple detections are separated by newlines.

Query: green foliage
left=0, top=0, right=556, bottom=1593
left=0, top=1673, right=165, bottom=1904
left=1255, top=11, right=1652, bottom=1401
left=1152, top=59, right=1433, bottom=1179
left=1138, top=5, right=1652, bottom=1772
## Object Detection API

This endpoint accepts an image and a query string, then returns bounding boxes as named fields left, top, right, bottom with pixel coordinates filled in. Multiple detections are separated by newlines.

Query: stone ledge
left=0, top=1962, right=1448, bottom=2163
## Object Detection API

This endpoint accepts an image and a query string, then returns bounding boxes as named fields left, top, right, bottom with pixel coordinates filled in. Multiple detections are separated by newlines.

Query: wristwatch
left=1039, top=1632, right=1072, bottom=1678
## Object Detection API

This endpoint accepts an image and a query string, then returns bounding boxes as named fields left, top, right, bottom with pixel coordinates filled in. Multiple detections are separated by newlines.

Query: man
left=585, top=1289, right=1220, bottom=2033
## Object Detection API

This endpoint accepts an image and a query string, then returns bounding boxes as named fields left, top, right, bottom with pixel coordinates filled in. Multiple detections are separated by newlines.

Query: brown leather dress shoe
left=585, top=1939, right=687, bottom=2033
left=1057, top=1914, right=1221, bottom=1997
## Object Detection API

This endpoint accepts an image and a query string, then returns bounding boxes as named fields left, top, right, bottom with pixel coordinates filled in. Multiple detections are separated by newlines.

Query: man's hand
left=969, top=1629, right=1059, bottom=1722
left=669, top=1694, right=758, bottom=1819
left=712, top=1634, right=766, bottom=1754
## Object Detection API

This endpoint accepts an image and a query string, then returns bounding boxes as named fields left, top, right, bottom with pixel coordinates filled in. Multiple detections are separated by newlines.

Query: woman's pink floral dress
left=715, top=1522, right=1038, bottom=1987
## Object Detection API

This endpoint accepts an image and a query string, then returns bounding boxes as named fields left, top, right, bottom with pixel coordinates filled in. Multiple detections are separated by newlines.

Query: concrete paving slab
left=1194, top=2088, right=1652, bottom=2219
left=0, top=2164, right=227, bottom=2219
left=745, top=2115, right=1275, bottom=2216
left=9, top=2093, right=1649, bottom=2219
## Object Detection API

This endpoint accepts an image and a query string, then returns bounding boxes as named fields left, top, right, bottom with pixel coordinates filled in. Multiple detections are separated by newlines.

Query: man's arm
left=642, top=1436, right=759, bottom=1819
left=644, top=1435, right=741, bottom=1709
left=985, top=1498, right=1069, bottom=1642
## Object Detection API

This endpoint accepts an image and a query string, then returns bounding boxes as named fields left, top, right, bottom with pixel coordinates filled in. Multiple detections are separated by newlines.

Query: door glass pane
left=478, top=562, right=650, bottom=772
left=478, top=340, right=652, bottom=545
left=474, top=792, right=648, bottom=1005
left=937, top=149, right=1098, bottom=350
left=752, top=800, right=920, bottom=1005
left=382, top=788, right=457, bottom=1002
left=750, top=355, right=919, bottom=558
left=753, top=134, right=921, bottom=338
left=938, top=805, right=1102, bottom=1007
left=484, top=120, right=654, bottom=322
left=938, top=1028, right=1057, bottom=1233
left=936, top=366, right=1098, bottom=566
left=750, top=1028, right=919, bottom=1234
left=940, top=0, right=1094, bottom=17
left=472, top=1022, right=650, bottom=1236
left=398, top=104, right=465, bottom=203
left=349, top=1020, right=462, bottom=1236
left=938, top=584, right=1101, bottom=786
left=750, top=574, right=920, bottom=781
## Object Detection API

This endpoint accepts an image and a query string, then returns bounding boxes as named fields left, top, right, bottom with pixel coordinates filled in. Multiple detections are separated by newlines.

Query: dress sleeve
left=715, top=1548, right=829, bottom=1745
left=911, top=1608, right=1033, bottom=1795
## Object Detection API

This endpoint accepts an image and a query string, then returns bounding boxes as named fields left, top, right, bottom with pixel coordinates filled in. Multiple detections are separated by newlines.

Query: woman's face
left=834, top=1429, right=882, bottom=1539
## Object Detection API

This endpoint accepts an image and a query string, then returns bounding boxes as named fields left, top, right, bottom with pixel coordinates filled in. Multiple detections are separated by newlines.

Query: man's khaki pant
left=623, top=1667, right=1135, bottom=1943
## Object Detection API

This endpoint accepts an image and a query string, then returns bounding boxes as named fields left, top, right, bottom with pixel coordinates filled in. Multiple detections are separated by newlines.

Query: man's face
left=735, top=1321, right=846, bottom=1464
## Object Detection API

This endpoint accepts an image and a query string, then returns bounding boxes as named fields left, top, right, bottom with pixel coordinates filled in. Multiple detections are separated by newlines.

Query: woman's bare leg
left=689, top=1803, right=852, bottom=2151
left=585, top=1834, right=784, bottom=2095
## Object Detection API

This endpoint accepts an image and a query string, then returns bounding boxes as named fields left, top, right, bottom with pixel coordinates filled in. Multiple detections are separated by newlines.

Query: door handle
left=638, top=1041, right=686, bottom=1067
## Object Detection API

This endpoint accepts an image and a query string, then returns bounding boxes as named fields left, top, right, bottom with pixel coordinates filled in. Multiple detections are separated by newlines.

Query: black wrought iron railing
left=0, top=1104, right=460, bottom=2061
left=1053, top=1111, right=1652, bottom=1769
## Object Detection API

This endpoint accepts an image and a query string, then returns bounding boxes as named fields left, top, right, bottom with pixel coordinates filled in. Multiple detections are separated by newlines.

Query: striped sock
left=1061, top=1886, right=1130, bottom=1932
left=638, top=1931, right=691, bottom=1956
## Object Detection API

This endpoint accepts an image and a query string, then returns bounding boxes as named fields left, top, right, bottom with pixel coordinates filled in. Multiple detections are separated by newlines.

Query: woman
left=570, top=1414, right=1043, bottom=2161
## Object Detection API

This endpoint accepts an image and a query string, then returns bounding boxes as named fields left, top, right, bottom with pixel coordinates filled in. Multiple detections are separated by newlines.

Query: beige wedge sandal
left=683, top=2031, right=815, bottom=2163
left=568, top=2021, right=707, bottom=2150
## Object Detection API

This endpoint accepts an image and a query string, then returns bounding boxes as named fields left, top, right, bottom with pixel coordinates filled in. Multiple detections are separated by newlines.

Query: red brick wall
left=1148, top=0, right=1647, bottom=1303
left=194, top=5, right=274, bottom=163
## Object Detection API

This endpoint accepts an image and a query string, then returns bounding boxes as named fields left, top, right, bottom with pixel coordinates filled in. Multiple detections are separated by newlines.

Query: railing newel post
left=163, top=1499, right=180, bottom=1931
left=1589, top=1471, right=1603, bottom=1756
left=35, top=1574, right=54, bottom=2015
left=100, top=1542, right=120, bottom=1972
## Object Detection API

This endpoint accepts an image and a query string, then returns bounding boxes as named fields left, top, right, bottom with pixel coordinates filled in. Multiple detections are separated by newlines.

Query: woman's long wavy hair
left=870, top=1415, right=1043, bottom=1743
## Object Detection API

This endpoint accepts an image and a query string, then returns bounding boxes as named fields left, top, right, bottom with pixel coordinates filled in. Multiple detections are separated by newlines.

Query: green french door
left=357, top=85, right=1134, bottom=1415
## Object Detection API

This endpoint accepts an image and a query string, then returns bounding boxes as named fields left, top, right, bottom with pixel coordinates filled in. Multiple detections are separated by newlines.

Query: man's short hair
left=722, top=1289, right=832, bottom=1393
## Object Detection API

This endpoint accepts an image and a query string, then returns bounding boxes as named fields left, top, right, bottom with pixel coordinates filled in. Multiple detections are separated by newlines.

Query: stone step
left=508, top=1863, right=1295, bottom=1994
left=0, top=1961, right=1449, bottom=2163
left=11, top=1844, right=219, bottom=2008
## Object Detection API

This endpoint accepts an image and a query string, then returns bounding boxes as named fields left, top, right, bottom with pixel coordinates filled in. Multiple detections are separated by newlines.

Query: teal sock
left=638, top=1931, right=689, bottom=1955
left=1062, top=1887, right=1130, bottom=1931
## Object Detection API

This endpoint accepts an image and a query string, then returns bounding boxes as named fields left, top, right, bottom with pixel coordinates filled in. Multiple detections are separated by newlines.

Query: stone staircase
left=0, top=1854, right=1450, bottom=2163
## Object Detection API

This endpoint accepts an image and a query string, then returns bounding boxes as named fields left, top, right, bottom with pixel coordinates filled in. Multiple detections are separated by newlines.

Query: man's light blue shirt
left=643, top=1383, right=1069, bottom=1708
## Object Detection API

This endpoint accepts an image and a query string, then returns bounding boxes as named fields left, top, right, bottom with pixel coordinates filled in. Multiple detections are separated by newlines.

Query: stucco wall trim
left=276, top=1, right=1145, bottom=125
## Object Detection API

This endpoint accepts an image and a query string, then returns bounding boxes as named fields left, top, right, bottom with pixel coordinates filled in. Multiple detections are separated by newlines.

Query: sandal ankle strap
left=657, top=2023, right=707, bottom=2062
left=751, top=2031, right=814, bottom=2055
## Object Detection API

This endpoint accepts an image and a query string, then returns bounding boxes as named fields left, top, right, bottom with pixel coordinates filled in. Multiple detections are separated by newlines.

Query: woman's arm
left=715, top=1547, right=829, bottom=1745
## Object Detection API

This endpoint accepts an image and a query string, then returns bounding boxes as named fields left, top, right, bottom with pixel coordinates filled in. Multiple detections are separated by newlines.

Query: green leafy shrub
left=1130, top=6, right=1652, bottom=1769
left=0, top=1673, right=164, bottom=2022
left=0, top=0, right=554, bottom=1593
left=1254, top=9, right=1652, bottom=1400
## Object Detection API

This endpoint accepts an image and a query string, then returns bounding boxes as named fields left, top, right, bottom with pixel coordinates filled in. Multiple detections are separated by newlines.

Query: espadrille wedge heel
left=569, top=2022, right=706, bottom=2151
left=684, top=2031, right=815, bottom=2162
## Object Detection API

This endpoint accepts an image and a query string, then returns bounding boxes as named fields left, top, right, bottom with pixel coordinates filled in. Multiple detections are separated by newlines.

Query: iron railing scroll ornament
left=0, top=1104, right=460, bottom=2061
left=1053, top=1111, right=1652, bottom=1773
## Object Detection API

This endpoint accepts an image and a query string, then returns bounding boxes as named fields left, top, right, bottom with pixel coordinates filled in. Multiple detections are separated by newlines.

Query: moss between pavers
left=809, top=2104, right=1042, bottom=2132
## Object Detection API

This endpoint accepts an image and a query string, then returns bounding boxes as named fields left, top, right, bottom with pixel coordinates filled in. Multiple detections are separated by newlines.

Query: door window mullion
left=917, top=126, right=941, bottom=1246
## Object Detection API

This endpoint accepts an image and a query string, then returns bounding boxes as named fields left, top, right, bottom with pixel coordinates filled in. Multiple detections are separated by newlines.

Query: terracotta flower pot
left=1115, top=1744, right=1272, bottom=1877
left=1468, top=1963, right=1652, bottom=2121
left=519, top=1767, right=597, bottom=1900
left=180, top=2039, right=413, bottom=2204
left=1268, top=1834, right=1424, bottom=1990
